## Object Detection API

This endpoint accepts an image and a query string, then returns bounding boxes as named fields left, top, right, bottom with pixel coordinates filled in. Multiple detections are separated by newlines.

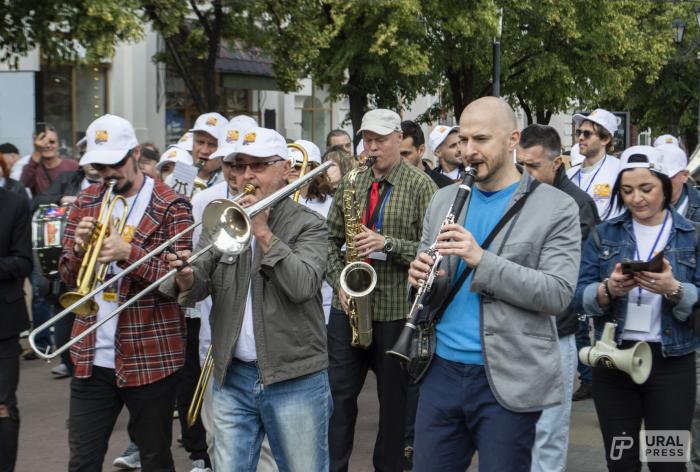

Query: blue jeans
left=531, top=334, right=576, bottom=472
left=212, top=359, right=332, bottom=472
left=414, top=356, right=541, bottom=472
left=575, top=318, right=592, bottom=384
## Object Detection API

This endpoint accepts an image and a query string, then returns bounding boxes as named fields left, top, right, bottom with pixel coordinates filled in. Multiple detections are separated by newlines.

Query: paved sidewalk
left=16, top=354, right=608, bottom=471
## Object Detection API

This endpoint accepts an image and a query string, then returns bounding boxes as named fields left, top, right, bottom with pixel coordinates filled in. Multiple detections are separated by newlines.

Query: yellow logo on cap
left=168, top=149, right=177, bottom=157
left=95, top=130, right=108, bottom=144
left=243, top=132, right=256, bottom=145
left=590, top=110, right=598, bottom=116
left=226, top=130, right=240, bottom=143
left=665, top=137, right=674, bottom=143
left=593, top=183, right=611, bottom=198
left=206, top=116, right=218, bottom=126
left=438, top=126, right=446, bottom=133
left=179, top=134, right=190, bottom=143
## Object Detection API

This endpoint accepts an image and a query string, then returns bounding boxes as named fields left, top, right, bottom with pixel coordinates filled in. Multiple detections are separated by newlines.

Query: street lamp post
left=492, top=8, right=503, bottom=97
left=673, top=8, right=700, bottom=146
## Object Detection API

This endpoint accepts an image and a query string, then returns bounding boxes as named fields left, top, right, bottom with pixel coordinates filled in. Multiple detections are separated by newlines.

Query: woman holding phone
left=573, top=145, right=700, bottom=471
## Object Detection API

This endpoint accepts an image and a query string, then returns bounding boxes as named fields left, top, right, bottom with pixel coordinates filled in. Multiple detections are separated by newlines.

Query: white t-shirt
left=440, top=167, right=460, bottom=180
left=300, top=196, right=333, bottom=324
left=567, top=154, right=621, bottom=220
left=622, top=215, right=672, bottom=343
left=234, top=237, right=257, bottom=361
left=93, top=177, right=155, bottom=368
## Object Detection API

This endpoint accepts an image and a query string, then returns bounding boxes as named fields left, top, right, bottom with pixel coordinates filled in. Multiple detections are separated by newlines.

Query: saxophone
left=340, top=157, right=378, bottom=349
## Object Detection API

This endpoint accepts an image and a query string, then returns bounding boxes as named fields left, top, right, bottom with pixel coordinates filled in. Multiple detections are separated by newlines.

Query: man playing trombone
left=58, top=114, right=194, bottom=472
left=162, top=127, right=332, bottom=471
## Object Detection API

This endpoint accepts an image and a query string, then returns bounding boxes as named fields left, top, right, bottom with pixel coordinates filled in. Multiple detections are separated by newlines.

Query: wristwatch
left=383, top=237, right=395, bottom=254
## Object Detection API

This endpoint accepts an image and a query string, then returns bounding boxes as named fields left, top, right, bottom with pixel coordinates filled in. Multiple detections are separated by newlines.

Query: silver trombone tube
left=34, top=161, right=332, bottom=360
left=27, top=189, right=252, bottom=360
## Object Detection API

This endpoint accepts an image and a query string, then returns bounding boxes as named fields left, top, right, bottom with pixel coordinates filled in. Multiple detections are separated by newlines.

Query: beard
left=114, top=179, right=133, bottom=195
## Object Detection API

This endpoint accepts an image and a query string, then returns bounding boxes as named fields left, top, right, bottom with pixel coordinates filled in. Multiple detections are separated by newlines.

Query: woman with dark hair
left=573, top=145, right=700, bottom=471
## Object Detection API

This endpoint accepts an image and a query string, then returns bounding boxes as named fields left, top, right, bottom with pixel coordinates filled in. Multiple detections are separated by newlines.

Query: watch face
left=384, top=238, right=394, bottom=253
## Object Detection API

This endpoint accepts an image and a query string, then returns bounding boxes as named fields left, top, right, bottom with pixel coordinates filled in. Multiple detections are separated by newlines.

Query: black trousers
left=68, top=366, right=179, bottom=472
left=176, top=317, right=209, bottom=463
left=0, top=337, right=21, bottom=472
left=327, top=307, right=408, bottom=472
left=593, top=342, right=695, bottom=472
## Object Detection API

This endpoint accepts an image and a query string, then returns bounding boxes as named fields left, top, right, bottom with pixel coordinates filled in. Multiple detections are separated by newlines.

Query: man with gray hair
left=326, top=109, right=437, bottom=472
left=516, top=123, right=599, bottom=472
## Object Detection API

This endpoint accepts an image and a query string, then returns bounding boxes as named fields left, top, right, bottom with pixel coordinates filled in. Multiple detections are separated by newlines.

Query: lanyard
left=632, top=210, right=669, bottom=305
left=363, top=182, right=393, bottom=232
left=105, top=178, right=147, bottom=281
left=574, top=155, right=607, bottom=193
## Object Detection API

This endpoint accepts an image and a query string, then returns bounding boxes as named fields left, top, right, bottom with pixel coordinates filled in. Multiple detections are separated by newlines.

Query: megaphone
left=579, top=322, right=652, bottom=385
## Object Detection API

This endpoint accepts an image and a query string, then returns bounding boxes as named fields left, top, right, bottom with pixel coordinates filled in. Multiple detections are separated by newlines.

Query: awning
left=216, top=44, right=279, bottom=91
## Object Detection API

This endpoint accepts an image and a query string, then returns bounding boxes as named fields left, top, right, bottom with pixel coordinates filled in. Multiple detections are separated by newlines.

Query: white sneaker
left=190, top=459, right=212, bottom=472
left=113, top=448, right=141, bottom=469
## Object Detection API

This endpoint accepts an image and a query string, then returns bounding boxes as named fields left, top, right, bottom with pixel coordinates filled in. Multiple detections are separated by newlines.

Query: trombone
left=28, top=161, right=333, bottom=361
left=289, top=143, right=308, bottom=203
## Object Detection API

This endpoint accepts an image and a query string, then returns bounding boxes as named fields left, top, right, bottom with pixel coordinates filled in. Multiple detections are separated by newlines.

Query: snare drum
left=32, top=204, right=69, bottom=276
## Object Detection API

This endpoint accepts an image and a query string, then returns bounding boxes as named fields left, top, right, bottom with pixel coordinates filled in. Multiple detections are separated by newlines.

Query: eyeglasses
left=230, top=159, right=284, bottom=173
left=575, top=129, right=595, bottom=140
left=292, top=162, right=318, bottom=171
left=92, top=154, right=131, bottom=172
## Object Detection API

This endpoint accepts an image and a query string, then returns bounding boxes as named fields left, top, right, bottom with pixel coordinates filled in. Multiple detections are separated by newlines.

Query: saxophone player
left=326, top=109, right=437, bottom=472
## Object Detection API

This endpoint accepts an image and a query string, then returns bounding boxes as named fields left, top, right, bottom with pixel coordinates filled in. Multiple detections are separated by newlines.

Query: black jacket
left=554, top=165, right=601, bottom=336
left=32, top=169, right=84, bottom=212
left=0, top=187, right=33, bottom=340
left=425, top=168, right=454, bottom=188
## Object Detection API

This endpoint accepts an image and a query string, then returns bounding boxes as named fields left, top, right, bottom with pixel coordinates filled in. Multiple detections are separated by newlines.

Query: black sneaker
left=572, top=383, right=593, bottom=401
left=403, top=446, right=413, bottom=470
left=22, top=350, right=39, bottom=361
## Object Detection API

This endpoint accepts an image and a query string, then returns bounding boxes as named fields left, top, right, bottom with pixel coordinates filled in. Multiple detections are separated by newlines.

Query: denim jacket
left=572, top=207, right=700, bottom=357
left=684, top=181, right=700, bottom=223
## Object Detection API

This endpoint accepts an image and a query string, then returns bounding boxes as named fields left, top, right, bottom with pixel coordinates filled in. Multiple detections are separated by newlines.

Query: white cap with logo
left=653, top=134, right=681, bottom=149
left=172, top=131, right=194, bottom=152
left=80, top=114, right=140, bottom=166
left=210, top=115, right=259, bottom=160
left=619, top=145, right=666, bottom=175
left=289, top=139, right=322, bottom=165
left=573, top=108, right=618, bottom=136
left=156, top=147, right=194, bottom=171
left=189, top=112, right=228, bottom=140
left=223, top=127, right=288, bottom=162
left=656, top=144, right=688, bottom=177
left=357, top=109, right=401, bottom=136
left=428, top=125, right=458, bottom=153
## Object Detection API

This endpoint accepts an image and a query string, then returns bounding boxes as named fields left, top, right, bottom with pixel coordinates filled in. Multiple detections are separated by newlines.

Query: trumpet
left=186, top=184, right=254, bottom=428
left=28, top=162, right=333, bottom=360
left=58, top=179, right=128, bottom=316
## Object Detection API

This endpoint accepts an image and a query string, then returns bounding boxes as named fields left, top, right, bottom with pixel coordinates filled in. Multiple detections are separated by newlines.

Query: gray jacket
left=420, top=172, right=581, bottom=412
left=161, top=198, right=328, bottom=386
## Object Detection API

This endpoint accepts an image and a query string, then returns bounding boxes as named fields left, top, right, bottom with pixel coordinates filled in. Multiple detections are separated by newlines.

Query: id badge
left=102, top=290, right=118, bottom=302
left=369, top=251, right=387, bottom=261
left=624, top=303, right=653, bottom=332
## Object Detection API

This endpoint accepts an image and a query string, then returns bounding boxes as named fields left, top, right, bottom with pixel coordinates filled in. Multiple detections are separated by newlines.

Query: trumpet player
left=407, top=98, right=581, bottom=472
left=58, top=114, right=194, bottom=472
left=162, top=127, right=331, bottom=471
left=190, top=112, right=228, bottom=193
left=326, top=109, right=437, bottom=472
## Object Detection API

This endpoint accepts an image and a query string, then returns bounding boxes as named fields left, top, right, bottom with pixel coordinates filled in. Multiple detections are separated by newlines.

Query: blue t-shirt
left=435, top=182, right=519, bottom=365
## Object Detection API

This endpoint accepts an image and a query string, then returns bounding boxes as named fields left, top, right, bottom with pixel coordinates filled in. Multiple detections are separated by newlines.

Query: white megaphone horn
left=578, top=322, right=652, bottom=385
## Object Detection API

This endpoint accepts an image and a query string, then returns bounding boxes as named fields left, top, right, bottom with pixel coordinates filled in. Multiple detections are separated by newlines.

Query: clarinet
left=386, top=167, right=477, bottom=362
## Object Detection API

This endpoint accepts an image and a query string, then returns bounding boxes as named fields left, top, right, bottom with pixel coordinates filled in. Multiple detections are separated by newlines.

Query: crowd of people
left=1, top=96, right=700, bottom=472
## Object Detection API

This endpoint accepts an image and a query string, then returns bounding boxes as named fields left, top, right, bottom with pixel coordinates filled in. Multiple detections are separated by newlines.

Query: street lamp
left=492, top=8, right=503, bottom=97
left=673, top=18, right=686, bottom=44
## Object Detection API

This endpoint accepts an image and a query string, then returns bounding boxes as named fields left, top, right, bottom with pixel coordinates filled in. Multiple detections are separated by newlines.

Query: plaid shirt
left=327, top=159, right=437, bottom=321
left=59, top=179, right=193, bottom=387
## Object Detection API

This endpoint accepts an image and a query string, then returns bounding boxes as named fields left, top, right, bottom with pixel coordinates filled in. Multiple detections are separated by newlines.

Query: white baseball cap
left=656, top=143, right=688, bottom=177
left=223, top=127, right=288, bottom=162
left=289, top=139, right=322, bottom=165
left=210, top=115, right=259, bottom=160
left=172, top=131, right=193, bottom=152
left=428, top=125, right=458, bottom=153
left=570, top=143, right=584, bottom=167
left=619, top=145, right=666, bottom=175
left=357, top=109, right=401, bottom=136
left=653, top=134, right=680, bottom=148
left=356, top=139, right=365, bottom=156
left=80, top=114, right=139, bottom=166
left=573, top=108, right=618, bottom=136
left=189, top=112, right=228, bottom=140
left=156, top=147, right=193, bottom=171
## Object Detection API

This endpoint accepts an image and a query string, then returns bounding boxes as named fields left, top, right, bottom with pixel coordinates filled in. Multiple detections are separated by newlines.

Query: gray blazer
left=419, top=172, right=581, bottom=411
left=161, top=197, right=328, bottom=386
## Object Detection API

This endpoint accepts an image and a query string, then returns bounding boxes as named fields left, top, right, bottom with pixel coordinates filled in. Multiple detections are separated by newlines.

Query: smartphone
left=621, top=250, right=664, bottom=275
left=35, top=122, right=46, bottom=136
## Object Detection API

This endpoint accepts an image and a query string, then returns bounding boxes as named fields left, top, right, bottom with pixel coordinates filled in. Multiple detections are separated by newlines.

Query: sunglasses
left=229, top=159, right=284, bottom=173
left=292, top=161, right=318, bottom=171
left=92, top=153, right=131, bottom=172
left=575, top=129, right=595, bottom=140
